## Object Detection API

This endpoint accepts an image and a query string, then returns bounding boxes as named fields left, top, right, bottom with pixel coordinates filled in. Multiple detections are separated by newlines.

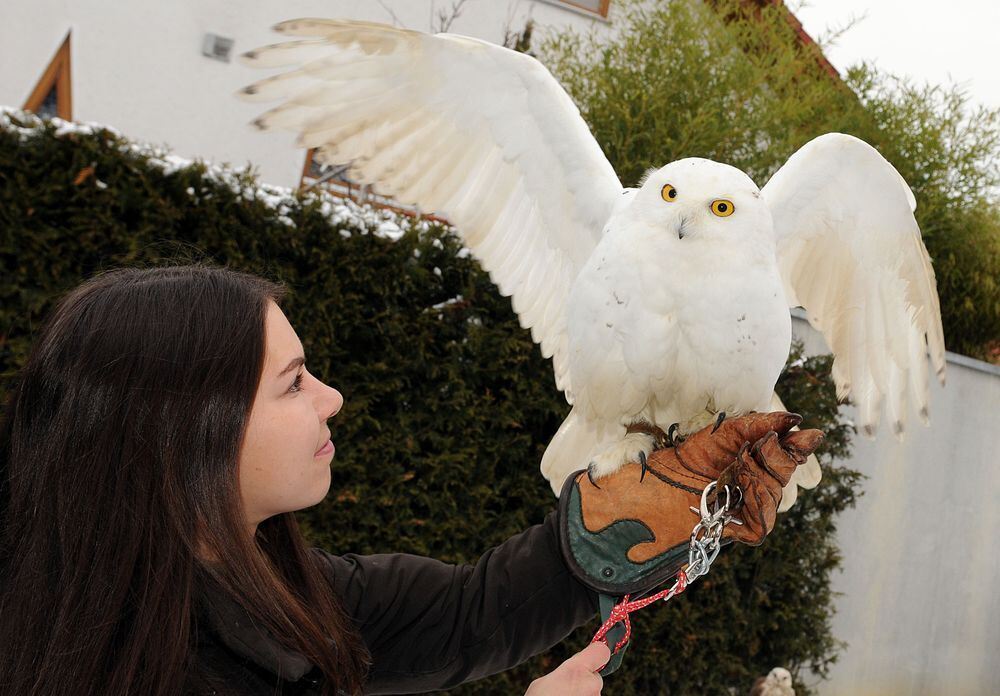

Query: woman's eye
left=289, top=372, right=304, bottom=393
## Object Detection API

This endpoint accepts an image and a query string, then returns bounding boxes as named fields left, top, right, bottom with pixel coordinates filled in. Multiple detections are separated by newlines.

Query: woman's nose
left=323, top=386, right=344, bottom=420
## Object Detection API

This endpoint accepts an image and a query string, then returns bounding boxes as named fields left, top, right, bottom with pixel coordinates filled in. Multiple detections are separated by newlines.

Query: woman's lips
left=314, top=439, right=334, bottom=457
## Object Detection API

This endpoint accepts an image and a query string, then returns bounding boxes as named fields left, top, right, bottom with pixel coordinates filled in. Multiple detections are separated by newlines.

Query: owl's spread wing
left=240, top=19, right=623, bottom=396
left=762, top=133, right=946, bottom=438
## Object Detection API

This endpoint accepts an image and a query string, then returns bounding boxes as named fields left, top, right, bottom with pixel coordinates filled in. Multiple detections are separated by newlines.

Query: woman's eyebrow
left=278, top=356, right=305, bottom=377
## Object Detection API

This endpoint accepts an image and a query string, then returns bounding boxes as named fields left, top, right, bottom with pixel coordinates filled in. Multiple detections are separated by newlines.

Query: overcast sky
left=794, top=0, right=1000, bottom=111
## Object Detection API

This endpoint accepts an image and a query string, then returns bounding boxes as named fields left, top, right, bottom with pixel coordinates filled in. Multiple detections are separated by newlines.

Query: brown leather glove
left=559, top=411, right=824, bottom=596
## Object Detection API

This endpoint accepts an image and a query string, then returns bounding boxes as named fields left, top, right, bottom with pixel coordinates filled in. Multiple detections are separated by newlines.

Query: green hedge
left=0, top=109, right=859, bottom=695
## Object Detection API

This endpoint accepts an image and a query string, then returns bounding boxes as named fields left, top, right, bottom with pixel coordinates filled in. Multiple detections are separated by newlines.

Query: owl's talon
left=587, top=462, right=602, bottom=489
left=626, top=421, right=671, bottom=451
left=638, top=450, right=648, bottom=482
left=651, top=425, right=671, bottom=450
left=711, top=411, right=727, bottom=434
left=667, top=422, right=683, bottom=447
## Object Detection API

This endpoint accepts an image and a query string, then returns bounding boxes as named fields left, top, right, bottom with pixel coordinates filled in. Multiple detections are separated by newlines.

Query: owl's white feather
left=241, top=20, right=945, bottom=505
left=769, top=392, right=821, bottom=513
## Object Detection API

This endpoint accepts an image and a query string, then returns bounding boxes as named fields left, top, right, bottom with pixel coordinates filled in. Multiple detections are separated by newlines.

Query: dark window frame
left=557, top=0, right=611, bottom=18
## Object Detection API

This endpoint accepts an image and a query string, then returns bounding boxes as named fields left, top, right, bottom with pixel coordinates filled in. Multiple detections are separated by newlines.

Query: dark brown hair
left=0, top=262, right=371, bottom=695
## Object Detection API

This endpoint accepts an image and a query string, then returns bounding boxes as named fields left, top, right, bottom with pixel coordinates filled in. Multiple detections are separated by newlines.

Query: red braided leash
left=591, top=569, right=689, bottom=653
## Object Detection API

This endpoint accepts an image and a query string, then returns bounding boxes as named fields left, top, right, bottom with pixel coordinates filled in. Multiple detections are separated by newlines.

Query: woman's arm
left=310, top=508, right=600, bottom=694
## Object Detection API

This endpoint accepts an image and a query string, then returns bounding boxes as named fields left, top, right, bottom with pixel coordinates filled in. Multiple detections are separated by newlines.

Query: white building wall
left=791, top=311, right=1000, bottom=696
left=1, top=0, right=612, bottom=188
left=3, top=2, right=999, bottom=694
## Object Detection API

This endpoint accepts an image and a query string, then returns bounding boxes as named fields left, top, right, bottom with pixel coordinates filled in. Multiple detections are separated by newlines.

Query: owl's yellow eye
left=661, top=184, right=678, bottom=202
left=711, top=199, right=734, bottom=217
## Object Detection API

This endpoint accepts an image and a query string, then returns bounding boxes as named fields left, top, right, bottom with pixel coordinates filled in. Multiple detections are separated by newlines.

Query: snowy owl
left=239, top=19, right=945, bottom=508
left=750, top=667, right=796, bottom=696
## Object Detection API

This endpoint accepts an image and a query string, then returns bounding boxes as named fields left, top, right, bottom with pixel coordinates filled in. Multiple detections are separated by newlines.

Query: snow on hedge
left=0, top=106, right=446, bottom=242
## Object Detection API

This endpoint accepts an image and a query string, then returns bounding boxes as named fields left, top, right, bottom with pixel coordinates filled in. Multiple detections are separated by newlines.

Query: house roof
left=711, top=0, right=841, bottom=80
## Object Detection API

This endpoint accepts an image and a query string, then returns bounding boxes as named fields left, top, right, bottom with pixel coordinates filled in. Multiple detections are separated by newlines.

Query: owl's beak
left=677, top=216, right=689, bottom=240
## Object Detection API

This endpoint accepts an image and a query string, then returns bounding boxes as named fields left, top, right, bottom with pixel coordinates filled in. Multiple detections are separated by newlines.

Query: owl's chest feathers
left=576, top=228, right=785, bottom=340
left=569, top=226, right=791, bottom=403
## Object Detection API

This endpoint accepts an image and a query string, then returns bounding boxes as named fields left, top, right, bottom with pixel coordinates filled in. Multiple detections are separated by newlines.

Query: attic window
left=24, top=32, right=72, bottom=120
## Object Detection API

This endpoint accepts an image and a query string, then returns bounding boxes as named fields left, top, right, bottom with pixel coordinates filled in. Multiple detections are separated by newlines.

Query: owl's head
left=630, top=158, right=773, bottom=247
left=768, top=667, right=793, bottom=687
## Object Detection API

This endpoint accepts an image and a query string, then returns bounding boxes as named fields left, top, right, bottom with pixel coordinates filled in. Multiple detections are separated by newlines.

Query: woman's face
left=237, top=300, right=343, bottom=532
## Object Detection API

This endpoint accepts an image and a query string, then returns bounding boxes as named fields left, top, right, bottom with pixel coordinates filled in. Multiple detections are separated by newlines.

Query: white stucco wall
left=791, top=311, right=1000, bottom=696
left=1, top=0, right=612, bottom=189
left=3, top=1, right=999, bottom=693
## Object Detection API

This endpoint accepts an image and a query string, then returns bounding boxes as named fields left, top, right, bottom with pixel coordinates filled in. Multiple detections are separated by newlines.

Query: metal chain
left=683, top=480, right=743, bottom=581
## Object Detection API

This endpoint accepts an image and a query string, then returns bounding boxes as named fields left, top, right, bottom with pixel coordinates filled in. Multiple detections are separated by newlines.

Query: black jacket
left=189, top=509, right=600, bottom=695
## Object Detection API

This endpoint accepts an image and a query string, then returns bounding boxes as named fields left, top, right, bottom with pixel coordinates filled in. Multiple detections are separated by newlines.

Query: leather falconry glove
left=558, top=411, right=824, bottom=674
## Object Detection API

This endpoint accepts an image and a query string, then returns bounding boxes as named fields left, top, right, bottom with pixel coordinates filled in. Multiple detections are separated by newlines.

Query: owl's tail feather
left=540, top=406, right=616, bottom=498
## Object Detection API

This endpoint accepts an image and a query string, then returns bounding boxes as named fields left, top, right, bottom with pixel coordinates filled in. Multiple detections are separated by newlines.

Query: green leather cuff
left=558, top=469, right=690, bottom=597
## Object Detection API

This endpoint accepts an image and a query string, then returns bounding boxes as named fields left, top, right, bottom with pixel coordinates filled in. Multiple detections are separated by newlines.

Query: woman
left=0, top=262, right=609, bottom=695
